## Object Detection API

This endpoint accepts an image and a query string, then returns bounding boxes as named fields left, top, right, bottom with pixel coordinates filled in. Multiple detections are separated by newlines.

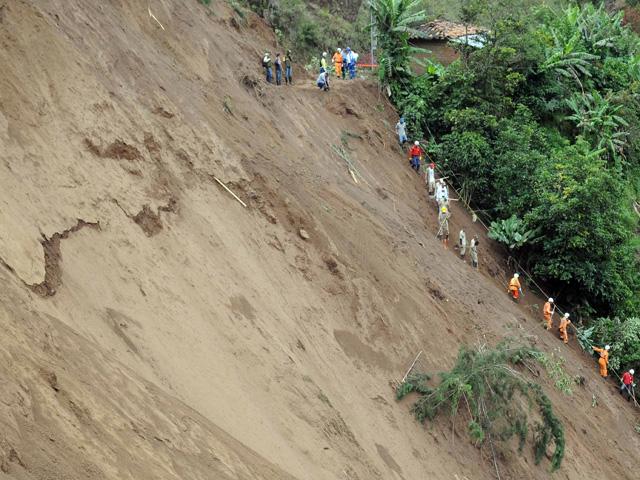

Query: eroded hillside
left=0, top=1, right=638, bottom=479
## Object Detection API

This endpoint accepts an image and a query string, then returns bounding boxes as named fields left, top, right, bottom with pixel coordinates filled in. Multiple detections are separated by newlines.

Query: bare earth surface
left=0, top=1, right=638, bottom=479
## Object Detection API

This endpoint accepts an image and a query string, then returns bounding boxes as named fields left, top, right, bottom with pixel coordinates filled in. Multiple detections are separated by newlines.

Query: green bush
left=397, top=343, right=565, bottom=472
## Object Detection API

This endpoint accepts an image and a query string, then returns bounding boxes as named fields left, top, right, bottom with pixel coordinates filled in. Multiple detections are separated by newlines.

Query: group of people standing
left=262, top=50, right=293, bottom=85
left=317, top=47, right=359, bottom=91
left=397, top=117, right=479, bottom=268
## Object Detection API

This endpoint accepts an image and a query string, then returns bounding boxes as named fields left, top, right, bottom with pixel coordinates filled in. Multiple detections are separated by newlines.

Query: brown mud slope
left=0, top=1, right=638, bottom=479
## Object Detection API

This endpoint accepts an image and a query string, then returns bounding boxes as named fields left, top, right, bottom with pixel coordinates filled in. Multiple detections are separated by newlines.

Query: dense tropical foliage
left=372, top=0, right=640, bottom=373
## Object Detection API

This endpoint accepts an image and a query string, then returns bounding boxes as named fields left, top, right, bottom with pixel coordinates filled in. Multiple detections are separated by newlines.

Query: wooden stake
left=148, top=5, right=165, bottom=30
left=214, top=176, right=247, bottom=208
left=401, top=351, right=423, bottom=383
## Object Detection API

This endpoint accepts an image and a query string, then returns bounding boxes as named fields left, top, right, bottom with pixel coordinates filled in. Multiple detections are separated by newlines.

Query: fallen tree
left=397, top=343, right=565, bottom=472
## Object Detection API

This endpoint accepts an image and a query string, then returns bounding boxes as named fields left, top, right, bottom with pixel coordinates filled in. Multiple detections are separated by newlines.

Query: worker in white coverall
left=459, top=229, right=466, bottom=258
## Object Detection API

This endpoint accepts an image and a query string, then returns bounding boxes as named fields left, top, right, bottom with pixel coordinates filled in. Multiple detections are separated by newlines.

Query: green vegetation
left=369, top=0, right=427, bottom=88
left=243, top=0, right=370, bottom=58
left=371, top=1, right=640, bottom=371
left=397, top=343, right=565, bottom=472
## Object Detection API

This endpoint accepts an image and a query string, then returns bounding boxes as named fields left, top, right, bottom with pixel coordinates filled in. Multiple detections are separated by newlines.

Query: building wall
left=411, top=39, right=460, bottom=70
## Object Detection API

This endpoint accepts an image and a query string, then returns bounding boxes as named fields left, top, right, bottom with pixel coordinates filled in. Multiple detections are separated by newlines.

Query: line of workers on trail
left=397, top=117, right=479, bottom=269
left=261, top=48, right=359, bottom=91
left=397, top=115, right=636, bottom=402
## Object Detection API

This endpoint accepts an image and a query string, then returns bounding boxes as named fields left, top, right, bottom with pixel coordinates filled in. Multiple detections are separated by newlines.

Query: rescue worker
left=426, top=162, right=436, bottom=196
left=321, top=52, right=328, bottom=73
left=341, top=47, right=347, bottom=79
left=543, top=298, right=554, bottom=330
left=284, top=49, right=293, bottom=85
left=592, top=345, right=610, bottom=378
left=396, top=117, right=407, bottom=146
left=458, top=228, right=466, bottom=258
left=438, top=206, right=450, bottom=248
left=332, top=48, right=343, bottom=78
left=558, top=312, right=571, bottom=344
left=436, top=180, right=449, bottom=210
left=508, top=273, right=522, bottom=301
left=620, top=369, right=635, bottom=400
left=470, top=236, right=479, bottom=268
left=262, top=51, right=273, bottom=83
left=408, top=141, right=423, bottom=173
left=274, top=53, right=283, bottom=85
left=344, top=47, right=356, bottom=79
left=351, top=50, right=358, bottom=78
left=317, top=70, right=329, bottom=91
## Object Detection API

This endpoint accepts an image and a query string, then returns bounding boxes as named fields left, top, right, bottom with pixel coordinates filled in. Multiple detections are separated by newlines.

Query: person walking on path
left=592, top=345, right=610, bottom=378
left=470, top=236, right=479, bottom=268
left=508, top=273, right=522, bottom=301
left=332, top=48, right=343, bottom=78
left=396, top=117, right=407, bottom=146
left=426, top=162, right=436, bottom=196
left=438, top=206, right=450, bottom=249
left=558, top=312, right=571, bottom=344
left=274, top=53, right=283, bottom=85
left=283, top=50, right=293, bottom=85
left=620, top=369, right=635, bottom=400
left=408, top=141, right=423, bottom=173
left=458, top=229, right=466, bottom=259
left=262, top=51, right=273, bottom=83
left=543, top=298, right=555, bottom=330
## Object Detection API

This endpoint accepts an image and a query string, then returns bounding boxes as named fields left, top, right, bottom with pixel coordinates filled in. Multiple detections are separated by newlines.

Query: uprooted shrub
left=397, top=342, right=565, bottom=472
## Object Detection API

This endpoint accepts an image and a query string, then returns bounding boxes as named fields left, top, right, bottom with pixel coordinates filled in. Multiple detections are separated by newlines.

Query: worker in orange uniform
left=508, top=273, right=522, bottom=301
left=592, top=345, right=610, bottom=378
left=543, top=298, right=555, bottom=330
left=332, top=48, right=343, bottom=78
left=558, top=312, right=571, bottom=344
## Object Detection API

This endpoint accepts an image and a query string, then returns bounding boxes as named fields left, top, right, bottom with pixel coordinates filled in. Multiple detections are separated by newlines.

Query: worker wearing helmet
left=408, top=141, right=423, bottom=174
left=508, top=273, right=522, bottom=300
left=543, top=298, right=555, bottom=330
left=592, top=345, right=611, bottom=378
left=320, top=52, right=328, bottom=73
left=332, top=48, right=343, bottom=78
left=620, top=369, right=635, bottom=400
left=426, top=162, right=436, bottom=195
left=438, top=205, right=450, bottom=248
left=558, top=312, right=571, bottom=344
left=396, top=116, right=408, bottom=146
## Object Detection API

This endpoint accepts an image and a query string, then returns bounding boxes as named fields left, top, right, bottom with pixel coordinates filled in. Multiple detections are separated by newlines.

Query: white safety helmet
left=337, top=47, right=342, bottom=52
left=605, top=345, right=610, bottom=350
left=414, top=140, right=419, bottom=146
left=322, top=52, right=327, bottom=57
left=548, top=298, right=554, bottom=303
left=564, top=312, right=570, bottom=318
left=514, top=273, right=519, bottom=278
left=630, top=369, right=635, bottom=375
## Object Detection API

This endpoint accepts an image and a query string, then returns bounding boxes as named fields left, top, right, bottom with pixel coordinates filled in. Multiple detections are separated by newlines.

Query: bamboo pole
left=213, top=176, right=247, bottom=208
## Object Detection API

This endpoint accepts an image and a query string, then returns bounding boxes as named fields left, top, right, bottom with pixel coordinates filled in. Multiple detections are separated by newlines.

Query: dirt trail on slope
left=0, top=1, right=638, bottom=479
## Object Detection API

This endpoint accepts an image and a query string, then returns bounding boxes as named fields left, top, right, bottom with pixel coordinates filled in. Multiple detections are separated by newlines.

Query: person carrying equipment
left=558, top=312, right=571, bottom=344
left=396, top=117, right=407, bottom=146
left=438, top=206, right=450, bottom=249
left=284, top=50, right=293, bottom=85
left=262, top=51, right=273, bottom=83
left=620, top=369, right=635, bottom=400
left=317, top=70, right=329, bottom=91
left=332, top=49, right=343, bottom=78
left=470, top=236, right=479, bottom=268
left=458, top=228, right=466, bottom=258
left=408, top=141, right=423, bottom=173
left=543, top=298, right=555, bottom=330
left=508, top=273, right=522, bottom=301
left=592, top=345, right=610, bottom=378
left=426, top=162, right=436, bottom=195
